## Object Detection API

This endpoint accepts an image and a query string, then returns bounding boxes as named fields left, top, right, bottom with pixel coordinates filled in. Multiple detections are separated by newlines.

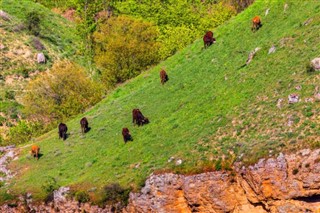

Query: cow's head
left=143, top=117, right=149, bottom=124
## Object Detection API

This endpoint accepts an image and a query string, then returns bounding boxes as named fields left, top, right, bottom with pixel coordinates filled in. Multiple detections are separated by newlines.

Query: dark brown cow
left=160, top=69, right=169, bottom=85
left=203, top=31, right=216, bottom=48
left=251, top=16, right=262, bottom=32
left=80, top=117, right=89, bottom=134
left=132, top=109, right=149, bottom=126
left=58, top=123, right=68, bottom=140
left=122, top=127, right=133, bottom=143
left=31, top=145, right=40, bottom=160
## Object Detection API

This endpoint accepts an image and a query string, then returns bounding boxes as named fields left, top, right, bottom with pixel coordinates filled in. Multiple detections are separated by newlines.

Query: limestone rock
left=310, top=58, right=320, bottom=71
left=2, top=149, right=320, bottom=212
left=0, top=10, right=11, bottom=21
left=37, top=52, right=46, bottom=64
left=288, top=94, right=299, bottom=104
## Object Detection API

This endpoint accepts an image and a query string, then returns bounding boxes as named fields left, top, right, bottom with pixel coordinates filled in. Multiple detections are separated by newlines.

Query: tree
left=93, top=15, right=160, bottom=88
left=22, top=60, right=103, bottom=125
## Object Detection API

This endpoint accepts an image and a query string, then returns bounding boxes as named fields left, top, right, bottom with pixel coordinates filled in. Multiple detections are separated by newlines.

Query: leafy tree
left=114, top=0, right=235, bottom=59
left=93, top=15, right=160, bottom=88
left=22, top=60, right=103, bottom=125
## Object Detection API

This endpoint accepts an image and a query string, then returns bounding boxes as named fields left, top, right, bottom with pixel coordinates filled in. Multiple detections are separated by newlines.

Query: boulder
left=37, top=52, right=46, bottom=64
left=310, top=58, right=320, bottom=71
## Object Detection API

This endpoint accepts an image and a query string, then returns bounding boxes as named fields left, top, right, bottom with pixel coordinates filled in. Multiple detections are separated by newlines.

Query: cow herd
left=31, top=16, right=262, bottom=159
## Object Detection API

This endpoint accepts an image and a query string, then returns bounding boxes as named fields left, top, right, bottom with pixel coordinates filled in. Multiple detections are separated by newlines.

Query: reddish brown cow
left=160, top=69, right=169, bottom=85
left=132, top=109, right=149, bottom=126
left=80, top=117, right=89, bottom=134
left=251, top=16, right=262, bottom=32
left=58, top=123, right=68, bottom=140
left=122, top=127, right=133, bottom=143
left=31, top=145, right=40, bottom=160
left=203, top=31, right=216, bottom=48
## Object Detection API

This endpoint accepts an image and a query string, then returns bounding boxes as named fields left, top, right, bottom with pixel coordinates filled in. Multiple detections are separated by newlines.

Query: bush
left=26, top=11, right=41, bottom=36
left=6, top=121, right=42, bottom=145
left=42, top=177, right=59, bottom=203
left=22, top=60, right=103, bottom=125
left=93, top=16, right=160, bottom=88
left=75, top=191, right=90, bottom=203
left=101, top=183, right=131, bottom=207
left=158, top=25, right=198, bottom=58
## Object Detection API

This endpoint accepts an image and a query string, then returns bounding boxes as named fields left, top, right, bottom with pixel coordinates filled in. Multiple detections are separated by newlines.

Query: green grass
left=3, top=0, right=320, bottom=202
left=1, top=0, right=82, bottom=62
left=0, top=0, right=83, bottom=138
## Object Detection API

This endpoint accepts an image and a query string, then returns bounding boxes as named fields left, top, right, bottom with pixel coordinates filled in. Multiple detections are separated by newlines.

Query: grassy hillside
left=0, top=0, right=82, bottom=135
left=3, top=0, right=320, bottom=202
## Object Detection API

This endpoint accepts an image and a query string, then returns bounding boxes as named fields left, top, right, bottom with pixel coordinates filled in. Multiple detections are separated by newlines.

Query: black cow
left=80, top=117, right=89, bottom=134
left=58, top=123, right=68, bottom=140
left=122, top=128, right=133, bottom=143
left=203, top=31, right=216, bottom=48
left=132, top=109, right=149, bottom=126
left=160, top=69, right=169, bottom=85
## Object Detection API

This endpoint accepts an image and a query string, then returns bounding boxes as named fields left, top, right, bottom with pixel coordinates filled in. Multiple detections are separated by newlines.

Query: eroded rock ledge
left=1, top=149, right=320, bottom=212
left=125, top=149, right=320, bottom=213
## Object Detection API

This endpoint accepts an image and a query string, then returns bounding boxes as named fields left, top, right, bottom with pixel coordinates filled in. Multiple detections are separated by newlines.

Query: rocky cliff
left=1, top=149, right=320, bottom=212
left=125, top=149, right=320, bottom=213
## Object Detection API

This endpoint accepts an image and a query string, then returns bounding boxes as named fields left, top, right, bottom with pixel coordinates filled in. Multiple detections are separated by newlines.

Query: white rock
left=175, top=159, right=183, bottom=165
left=288, top=94, right=299, bottom=104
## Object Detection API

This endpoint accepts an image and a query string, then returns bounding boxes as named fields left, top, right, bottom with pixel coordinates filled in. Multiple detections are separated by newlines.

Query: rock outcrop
left=1, top=149, right=320, bottom=212
left=125, top=149, right=320, bottom=213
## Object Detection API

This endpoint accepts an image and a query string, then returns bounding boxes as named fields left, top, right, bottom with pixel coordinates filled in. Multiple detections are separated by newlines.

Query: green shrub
left=42, top=177, right=59, bottom=203
left=26, top=11, right=41, bottom=36
left=93, top=16, right=160, bottom=88
left=158, top=25, right=198, bottom=59
left=6, top=121, right=42, bottom=145
left=75, top=191, right=90, bottom=203
left=22, top=60, right=103, bottom=125
left=101, top=183, right=131, bottom=207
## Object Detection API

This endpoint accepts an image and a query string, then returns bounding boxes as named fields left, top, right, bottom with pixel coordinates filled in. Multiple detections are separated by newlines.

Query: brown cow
left=80, top=117, right=89, bottom=134
left=251, top=16, right=262, bottom=32
left=31, top=145, right=40, bottom=160
left=132, top=109, right=149, bottom=126
left=203, top=31, right=216, bottom=48
left=160, top=69, right=169, bottom=85
left=122, top=127, right=133, bottom=143
left=58, top=123, right=68, bottom=140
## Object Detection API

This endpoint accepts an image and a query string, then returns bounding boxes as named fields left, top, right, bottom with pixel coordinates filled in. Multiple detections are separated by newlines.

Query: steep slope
left=2, top=0, right=320, bottom=203
left=0, top=0, right=82, bottom=136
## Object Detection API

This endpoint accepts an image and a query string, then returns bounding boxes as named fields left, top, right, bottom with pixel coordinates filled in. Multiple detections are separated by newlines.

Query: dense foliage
left=93, top=15, right=160, bottom=87
left=22, top=61, right=103, bottom=125
left=114, top=0, right=235, bottom=58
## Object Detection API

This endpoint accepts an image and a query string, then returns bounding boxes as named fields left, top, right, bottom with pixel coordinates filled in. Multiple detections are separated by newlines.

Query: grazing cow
left=80, top=117, right=89, bottom=134
left=58, top=123, right=68, bottom=140
left=132, top=109, right=149, bottom=126
left=122, top=128, right=133, bottom=143
left=160, top=69, right=169, bottom=85
left=203, top=31, right=216, bottom=48
left=251, top=16, right=262, bottom=32
left=31, top=145, right=40, bottom=160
